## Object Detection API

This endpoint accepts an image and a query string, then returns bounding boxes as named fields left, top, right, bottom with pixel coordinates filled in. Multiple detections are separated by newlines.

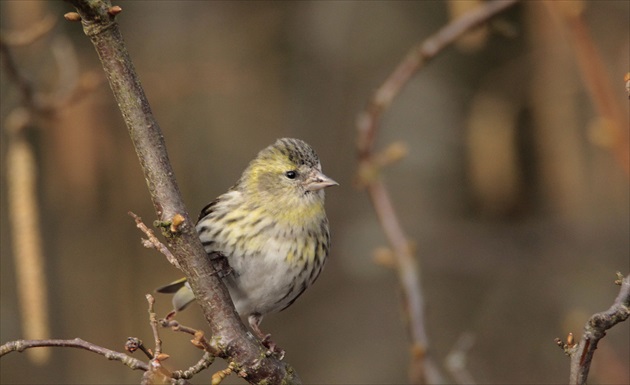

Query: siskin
left=157, top=138, right=337, bottom=353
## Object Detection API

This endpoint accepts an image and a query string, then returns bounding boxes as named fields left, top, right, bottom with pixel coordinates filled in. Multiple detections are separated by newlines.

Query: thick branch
left=65, top=1, right=300, bottom=383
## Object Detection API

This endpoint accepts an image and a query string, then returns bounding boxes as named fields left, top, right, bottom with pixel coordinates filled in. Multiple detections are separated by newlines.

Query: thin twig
left=0, top=338, right=149, bottom=371
left=143, top=295, right=175, bottom=385
left=355, top=1, right=518, bottom=383
left=357, top=0, right=519, bottom=157
left=567, top=274, right=630, bottom=385
left=160, top=319, right=220, bottom=355
left=445, top=332, right=477, bottom=385
left=171, top=352, right=215, bottom=381
left=129, top=211, right=180, bottom=269
left=146, top=295, right=162, bottom=357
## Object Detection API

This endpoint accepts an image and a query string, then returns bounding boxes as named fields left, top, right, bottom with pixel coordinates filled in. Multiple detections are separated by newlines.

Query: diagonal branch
left=64, top=0, right=300, bottom=383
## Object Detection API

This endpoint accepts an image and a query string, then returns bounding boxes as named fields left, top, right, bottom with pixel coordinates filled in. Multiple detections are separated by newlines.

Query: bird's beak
left=306, top=171, right=339, bottom=192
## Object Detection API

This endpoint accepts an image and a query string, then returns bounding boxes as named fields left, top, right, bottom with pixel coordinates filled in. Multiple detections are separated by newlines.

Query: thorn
left=64, top=12, right=81, bottom=22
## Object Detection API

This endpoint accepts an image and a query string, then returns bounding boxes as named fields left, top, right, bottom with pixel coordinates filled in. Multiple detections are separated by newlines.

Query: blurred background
left=1, top=1, right=628, bottom=384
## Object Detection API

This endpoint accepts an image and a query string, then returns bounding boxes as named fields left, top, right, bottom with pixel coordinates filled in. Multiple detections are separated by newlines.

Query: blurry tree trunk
left=527, top=2, right=587, bottom=220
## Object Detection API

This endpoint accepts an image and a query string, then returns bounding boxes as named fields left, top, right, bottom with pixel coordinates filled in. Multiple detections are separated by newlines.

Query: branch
left=445, top=332, right=477, bottom=385
left=544, top=1, right=629, bottom=175
left=0, top=14, right=57, bottom=46
left=0, top=338, right=148, bottom=372
left=0, top=30, right=102, bottom=114
left=129, top=211, right=180, bottom=269
left=355, top=1, right=519, bottom=383
left=2, top=12, right=105, bottom=365
left=357, top=0, right=519, bottom=157
left=64, top=1, right=300, bottom=383
left=171, top=352, right=215, bottom=382
left=562, top=274, right=630, bottom=385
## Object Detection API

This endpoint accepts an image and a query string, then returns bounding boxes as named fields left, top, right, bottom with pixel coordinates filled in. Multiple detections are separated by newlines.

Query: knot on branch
left=588, top=313, right=610, bottom=331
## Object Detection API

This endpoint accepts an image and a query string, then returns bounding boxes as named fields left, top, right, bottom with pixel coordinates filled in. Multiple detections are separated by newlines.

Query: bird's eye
left=285, top=170, right=298, bottom=179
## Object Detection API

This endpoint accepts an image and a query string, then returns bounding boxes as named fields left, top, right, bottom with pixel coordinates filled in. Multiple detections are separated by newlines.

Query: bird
left=157, top=138, right=337, bottom=355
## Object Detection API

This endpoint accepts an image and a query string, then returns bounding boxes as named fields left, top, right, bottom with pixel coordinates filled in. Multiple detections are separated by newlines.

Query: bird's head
left=239, top=138, right=338, bottom=211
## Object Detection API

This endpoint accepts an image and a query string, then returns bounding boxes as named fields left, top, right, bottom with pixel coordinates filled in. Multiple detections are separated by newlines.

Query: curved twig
left=355, top=1, right=519, bottom=383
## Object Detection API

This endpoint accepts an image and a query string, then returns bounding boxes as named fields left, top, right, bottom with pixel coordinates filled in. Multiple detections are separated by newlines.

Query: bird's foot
left=210, top=252, right=233, bottom=278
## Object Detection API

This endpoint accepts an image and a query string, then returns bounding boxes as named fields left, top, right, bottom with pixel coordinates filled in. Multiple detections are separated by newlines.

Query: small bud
left=64, top=12, right=81, bottom=22
left=191, top=330, right=207, bottom=350
left=170, top=213, right=185, bottom=233
left=108, top=5, right=123, bottom=16
left=125, top=337, right=140, bottom=353
left=382, top=141, right=408, bottom=164
left=411, top=343, right=425, bottom=359
left=155, top=353, right=170, bottom=361
left=211, top=366, right=233, bottom=385
left=373, top=247, right=396, bottom=268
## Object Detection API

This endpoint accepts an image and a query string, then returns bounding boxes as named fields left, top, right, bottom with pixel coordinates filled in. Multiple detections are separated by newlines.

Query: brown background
left=1, top=1, right=628, bottom=384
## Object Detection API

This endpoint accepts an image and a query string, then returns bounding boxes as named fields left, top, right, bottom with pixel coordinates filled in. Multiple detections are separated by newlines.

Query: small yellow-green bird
left=157, top=138, right=337, bottom=353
